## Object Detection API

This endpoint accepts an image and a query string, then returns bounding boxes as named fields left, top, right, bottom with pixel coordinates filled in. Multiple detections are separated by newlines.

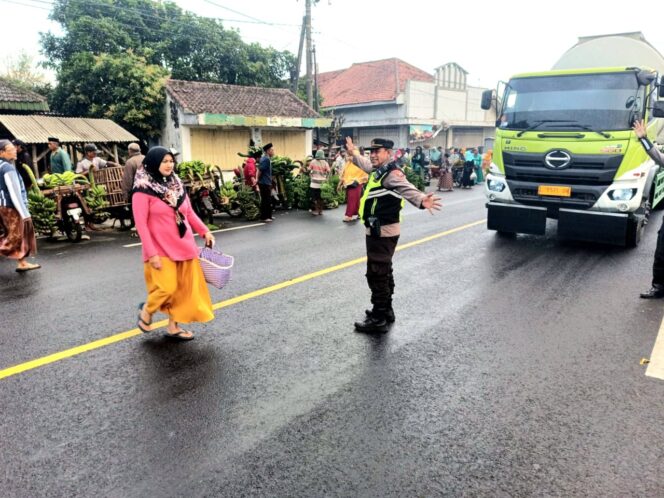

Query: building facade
left=319, top=59, right=496, bottom=151
left=163, top=80, right=331, bottom=170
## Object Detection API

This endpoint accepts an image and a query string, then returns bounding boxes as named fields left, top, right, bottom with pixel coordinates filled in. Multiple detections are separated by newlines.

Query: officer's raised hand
left=345, top=136, right=355, bottom=153
left=633, top=119, right=647, bottom=139
left=422, top=192, right=442, bottom=214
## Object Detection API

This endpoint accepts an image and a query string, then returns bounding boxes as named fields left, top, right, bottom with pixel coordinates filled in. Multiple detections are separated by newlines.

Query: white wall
left=407, top=81, right=436, bottom=120
left=335, top=103, right=405, bottom=128
left=435, top=88, right=468, bottom=122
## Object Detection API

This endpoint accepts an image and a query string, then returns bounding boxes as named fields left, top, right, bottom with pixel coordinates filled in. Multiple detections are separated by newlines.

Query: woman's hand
left=633, top=119, right=647, bottom=139
left=204, top=231, right=215, bottom=248
left=149, top=255, right=162, bottom=270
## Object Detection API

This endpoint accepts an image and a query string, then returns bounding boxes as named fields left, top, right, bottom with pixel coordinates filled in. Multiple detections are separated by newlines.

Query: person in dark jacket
left=257, top=143, right=275, bottom=222
left=411, top=146, right=427, bottom=178
left=12, top=140, right=34, bottom=190
left=634, top=120, right=664, bottom=298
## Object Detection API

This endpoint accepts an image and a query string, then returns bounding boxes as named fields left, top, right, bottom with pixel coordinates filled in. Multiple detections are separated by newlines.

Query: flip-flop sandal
left=137, top=302, right=152, bottom=333
left=164, top=330, right=195, bottom=341
left=16, top=264, right=41, bottom=273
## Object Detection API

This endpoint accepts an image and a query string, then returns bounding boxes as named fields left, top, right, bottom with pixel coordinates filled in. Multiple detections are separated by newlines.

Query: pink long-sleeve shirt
left=132, top=192, right=209, bottom=262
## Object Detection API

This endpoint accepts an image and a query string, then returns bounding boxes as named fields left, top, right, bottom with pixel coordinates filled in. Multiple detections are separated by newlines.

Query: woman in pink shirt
left=133, top=147, right=215, bottom=341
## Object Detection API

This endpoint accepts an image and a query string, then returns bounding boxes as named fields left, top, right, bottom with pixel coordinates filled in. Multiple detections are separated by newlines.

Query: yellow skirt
left=144, top=257, right=214, bottom=324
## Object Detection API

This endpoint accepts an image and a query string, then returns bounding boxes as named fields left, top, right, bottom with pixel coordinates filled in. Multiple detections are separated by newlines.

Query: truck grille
left=503, top=152, right=623, bottom=186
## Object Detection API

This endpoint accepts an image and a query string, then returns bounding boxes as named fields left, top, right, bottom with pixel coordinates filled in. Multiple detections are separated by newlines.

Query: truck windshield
left=500, top=72, right=641, bottom=133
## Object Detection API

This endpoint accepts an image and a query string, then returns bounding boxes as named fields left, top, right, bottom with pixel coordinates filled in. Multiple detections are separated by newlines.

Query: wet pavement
left=2, top=186, right=664, bottom=497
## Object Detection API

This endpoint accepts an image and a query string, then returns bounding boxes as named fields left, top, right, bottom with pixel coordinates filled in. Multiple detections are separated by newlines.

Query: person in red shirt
left=243, top=157, right=258, bottom=191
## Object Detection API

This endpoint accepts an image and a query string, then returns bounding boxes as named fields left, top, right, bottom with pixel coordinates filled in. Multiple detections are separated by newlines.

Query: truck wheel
left=496, top=230, right=517, bottom=238
left=625, top=217, right=644, bottom=248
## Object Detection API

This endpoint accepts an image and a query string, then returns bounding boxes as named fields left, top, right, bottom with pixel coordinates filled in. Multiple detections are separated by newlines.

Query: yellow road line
left=0, top=219, right=485, bottom=381
left=646, top=314, right=664, bottom=380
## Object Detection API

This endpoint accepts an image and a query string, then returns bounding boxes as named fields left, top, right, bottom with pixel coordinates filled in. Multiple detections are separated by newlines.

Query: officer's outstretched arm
left=633, top=120, right=664, bottom=167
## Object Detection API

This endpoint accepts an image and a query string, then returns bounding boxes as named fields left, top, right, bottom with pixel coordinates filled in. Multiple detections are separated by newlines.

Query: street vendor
left=48, top=137, right=72, bottom=174
left=76, top=143, right=118, bottom=175
left=346, top=136, right=442, bottom=333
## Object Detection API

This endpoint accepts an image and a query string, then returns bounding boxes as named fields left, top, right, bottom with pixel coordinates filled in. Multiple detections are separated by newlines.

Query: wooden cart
left=93, top=166, right=134, bottom=229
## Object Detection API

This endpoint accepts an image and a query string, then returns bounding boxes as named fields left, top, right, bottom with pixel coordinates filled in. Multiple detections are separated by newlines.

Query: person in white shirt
left=76, top=143, right=118, bottom=175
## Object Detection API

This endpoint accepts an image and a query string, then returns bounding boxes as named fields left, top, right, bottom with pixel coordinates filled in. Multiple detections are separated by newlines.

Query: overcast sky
left=3, top=0, right=664, bottom=88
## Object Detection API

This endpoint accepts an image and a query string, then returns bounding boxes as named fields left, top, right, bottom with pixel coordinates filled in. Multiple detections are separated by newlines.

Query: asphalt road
left=2, top=185, right=664, bottom=497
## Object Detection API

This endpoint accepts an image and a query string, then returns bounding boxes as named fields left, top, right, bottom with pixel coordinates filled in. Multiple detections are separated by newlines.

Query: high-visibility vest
left=359, top=163, right=405, bottom=226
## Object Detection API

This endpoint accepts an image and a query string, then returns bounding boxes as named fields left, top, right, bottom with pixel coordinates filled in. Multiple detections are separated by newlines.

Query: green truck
left=481, top=35, right=664, bottom=246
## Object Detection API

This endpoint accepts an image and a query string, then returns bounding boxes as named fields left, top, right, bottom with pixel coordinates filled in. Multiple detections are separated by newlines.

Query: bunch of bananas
left=28, top=191, right=56, bottom=234
left=219, top=181, right=237, bottom=203
left=85, top=185, right=110, bottom=223
left=42, top=171, right=90, bottom=188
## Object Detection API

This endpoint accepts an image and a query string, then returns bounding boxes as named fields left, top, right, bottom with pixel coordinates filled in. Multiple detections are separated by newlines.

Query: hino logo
left=544, top=150, right=572, bottom=169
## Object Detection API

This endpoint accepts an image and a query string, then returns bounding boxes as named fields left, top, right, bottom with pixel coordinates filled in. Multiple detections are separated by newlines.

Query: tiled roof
left=0, top=79, right=49, bottom=111
left=166, top=79, right=321, bottom=118
left=318, top=58, right=434, bottom=108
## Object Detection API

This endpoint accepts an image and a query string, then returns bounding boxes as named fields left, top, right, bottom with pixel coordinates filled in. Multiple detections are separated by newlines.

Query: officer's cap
left=365, top=138, right=394, bottom=151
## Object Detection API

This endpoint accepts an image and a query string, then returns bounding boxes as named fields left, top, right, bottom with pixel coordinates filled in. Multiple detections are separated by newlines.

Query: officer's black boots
left=640, top=284, right=664, bottom=299
left=365, top=308, right=395, bottom=323
left=354, top=314, right=389, bottom=333
left=355, top=306, right=395, bottom=333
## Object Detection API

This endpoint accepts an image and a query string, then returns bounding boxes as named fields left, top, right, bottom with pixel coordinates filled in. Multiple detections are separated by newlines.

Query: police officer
left=634, top=120, right=664, bottom=298
left=345, top=137, right=442, bottom=333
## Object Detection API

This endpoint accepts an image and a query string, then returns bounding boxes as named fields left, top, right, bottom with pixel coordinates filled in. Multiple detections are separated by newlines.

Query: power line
left=6, top=0, right=304, bottom=27
left=201, top=0, right=265, bottom=24
left=1, top=0, right=303, bottom=59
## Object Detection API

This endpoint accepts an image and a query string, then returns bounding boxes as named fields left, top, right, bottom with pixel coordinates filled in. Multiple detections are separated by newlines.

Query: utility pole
left=313, top=44, right=319, bottom=112
left=305, top=0, right=313, bottom=107
left=291, top=16, right=306, bottom=94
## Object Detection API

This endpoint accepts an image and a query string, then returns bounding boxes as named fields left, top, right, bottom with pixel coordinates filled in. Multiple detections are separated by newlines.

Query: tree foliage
left=50, top=51, right=168, bottom=141
left=1, top=51, right=51, bottom=98
left=41, top=0, right=297, bottom=139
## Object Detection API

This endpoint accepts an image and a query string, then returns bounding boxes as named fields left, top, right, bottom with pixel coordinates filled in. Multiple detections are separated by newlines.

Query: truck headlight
left=608, top=188, right=637, bottom=201
left=487, top=179, right=506, bottom=192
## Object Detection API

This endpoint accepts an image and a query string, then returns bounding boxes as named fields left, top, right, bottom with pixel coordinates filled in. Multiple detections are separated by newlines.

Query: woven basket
left=199, top=246, right=234, bottom=289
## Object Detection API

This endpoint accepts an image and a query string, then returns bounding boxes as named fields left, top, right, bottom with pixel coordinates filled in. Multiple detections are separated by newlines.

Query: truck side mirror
left=659, top=76, right=664, bottom=99
left=480, top=89, right=493, bottom=110
left=652, top=101, right=664, bottom=118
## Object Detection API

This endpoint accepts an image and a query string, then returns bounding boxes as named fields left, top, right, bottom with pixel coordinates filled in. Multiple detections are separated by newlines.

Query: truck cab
left=481, top=66, right=664, bottom=246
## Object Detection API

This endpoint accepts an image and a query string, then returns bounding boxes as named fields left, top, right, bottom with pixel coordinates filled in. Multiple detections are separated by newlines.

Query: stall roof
left=0, top=115, right=138, bottom=144
left=0, top=79, right=49, bottom=112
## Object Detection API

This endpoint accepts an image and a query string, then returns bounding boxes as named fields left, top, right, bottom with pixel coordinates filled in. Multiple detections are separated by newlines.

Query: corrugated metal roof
left=0, top=115, right=138, bottom=144
left=0, top=101, right=49, bottom=112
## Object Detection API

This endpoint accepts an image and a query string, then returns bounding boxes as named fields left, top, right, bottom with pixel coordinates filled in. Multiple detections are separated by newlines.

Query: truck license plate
left=538, top=185, right=571, bottom=197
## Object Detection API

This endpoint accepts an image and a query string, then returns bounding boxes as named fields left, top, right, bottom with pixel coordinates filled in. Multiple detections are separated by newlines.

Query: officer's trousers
left=653, top=216, right=664, bottom=286
left=365, top=235, right=399, bottom=314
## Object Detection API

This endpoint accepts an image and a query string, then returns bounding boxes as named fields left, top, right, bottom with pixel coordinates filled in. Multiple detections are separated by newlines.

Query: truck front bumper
left=486, top=202, right=633, bottom=245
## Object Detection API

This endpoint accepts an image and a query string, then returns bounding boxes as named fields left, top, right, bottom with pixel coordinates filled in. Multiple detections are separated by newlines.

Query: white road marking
left=122, top=222, right=266, bottom=248
left=646, top=315, right=664, bottom=380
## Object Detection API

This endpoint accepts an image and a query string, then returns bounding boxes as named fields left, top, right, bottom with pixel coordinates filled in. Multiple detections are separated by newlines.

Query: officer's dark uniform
left=350, top=139, right=427, bottom=333
left=638, top=136, right=664, bottom=298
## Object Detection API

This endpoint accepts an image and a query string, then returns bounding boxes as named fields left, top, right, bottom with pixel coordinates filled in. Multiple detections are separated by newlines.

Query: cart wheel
left=65, top=221, right=83, bottom=242
left=118, top=217, right=134, bottom=230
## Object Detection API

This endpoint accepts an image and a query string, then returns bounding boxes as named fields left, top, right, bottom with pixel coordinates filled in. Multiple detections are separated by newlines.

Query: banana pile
left=42, top=171, right=89, bottom=188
